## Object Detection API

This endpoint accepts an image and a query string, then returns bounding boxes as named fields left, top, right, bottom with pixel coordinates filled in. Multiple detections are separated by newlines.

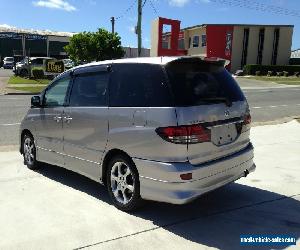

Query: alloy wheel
left=110, top=161, right=135, bottom=205
left=23, top=137, right=35, bottom=165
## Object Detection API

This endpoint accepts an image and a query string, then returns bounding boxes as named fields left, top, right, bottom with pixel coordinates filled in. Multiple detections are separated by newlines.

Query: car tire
left=20, top=69, right=28, bottom=77
left=106, top=155, right=143, bottom=212
left=22, top=134, right=40, bottom=170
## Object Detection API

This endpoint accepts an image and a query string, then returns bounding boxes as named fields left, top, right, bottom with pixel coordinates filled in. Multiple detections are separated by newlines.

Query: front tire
left=106, top=155, right=143, bottom=211
left=22, top=134, right=39, bottom=170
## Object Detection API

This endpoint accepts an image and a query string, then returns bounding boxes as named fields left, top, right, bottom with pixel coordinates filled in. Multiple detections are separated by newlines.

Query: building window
left=189, top=37, right=191, bottom=48
left=241, top=28, right=250, bottom=69
left=162, top=41, right=169, bottom=49
left=193, top=36, right=199, bottom=48
left=257, top=29, right=265, bottom=65
left=178, top=39, right=185, bottom=49
left=271, top=28, right=280, bottom=65
left=201, top=34, right=207, bottom=47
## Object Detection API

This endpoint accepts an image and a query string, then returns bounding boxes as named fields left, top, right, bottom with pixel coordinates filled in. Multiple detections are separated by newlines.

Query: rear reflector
left=180, top=173, right=193, bottom=180
left=156, top=124, right=211, bottom=144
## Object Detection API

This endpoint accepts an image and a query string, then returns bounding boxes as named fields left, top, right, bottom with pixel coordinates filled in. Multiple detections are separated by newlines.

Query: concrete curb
left=4, top=92, right=37, bottom=95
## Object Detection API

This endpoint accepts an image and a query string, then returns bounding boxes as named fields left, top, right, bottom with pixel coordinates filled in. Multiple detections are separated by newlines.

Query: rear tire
left=20, top=69, right=28, bottom=77
left=106, top=155, right=143, bottom=212
left=22, top=134, right=39, bottom=170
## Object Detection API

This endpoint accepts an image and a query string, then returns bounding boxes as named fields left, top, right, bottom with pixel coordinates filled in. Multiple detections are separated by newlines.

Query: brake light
left=156, top=124, right=211, bottom=144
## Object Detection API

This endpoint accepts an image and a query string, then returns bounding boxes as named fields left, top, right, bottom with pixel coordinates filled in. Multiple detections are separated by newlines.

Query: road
left=0, top=72, right=299, bottom=146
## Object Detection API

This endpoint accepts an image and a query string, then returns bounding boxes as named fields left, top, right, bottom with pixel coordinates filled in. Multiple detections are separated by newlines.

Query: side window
left=193, top=36, right=199, bottom=48
left=201, top=34, right=207, bottom=47
left=44, top=77, right=70, bottom=107
left=69, top=72, right=108, bottom=107
left=109, top=64, right=172, bottom=107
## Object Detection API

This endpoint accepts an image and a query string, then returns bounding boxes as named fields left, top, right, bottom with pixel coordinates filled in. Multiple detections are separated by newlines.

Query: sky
left=0, top=0, right=299, bottom=50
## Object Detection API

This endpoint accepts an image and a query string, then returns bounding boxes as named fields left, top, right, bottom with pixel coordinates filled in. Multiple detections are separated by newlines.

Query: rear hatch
left=164, top=58, right=251, bottom=165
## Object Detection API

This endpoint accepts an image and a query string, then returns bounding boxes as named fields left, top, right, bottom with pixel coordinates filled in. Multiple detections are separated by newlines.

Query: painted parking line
left=243, top=88, right=300, bottom=93
left=0, top=123, right=21, bottom=126
left=251, top=104, right=300, bottom=109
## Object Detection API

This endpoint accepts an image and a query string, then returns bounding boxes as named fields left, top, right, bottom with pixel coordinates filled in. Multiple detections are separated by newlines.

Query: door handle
left=63, top=116, right=73, bottom=123
left=53, top=116, right=62, bottom=123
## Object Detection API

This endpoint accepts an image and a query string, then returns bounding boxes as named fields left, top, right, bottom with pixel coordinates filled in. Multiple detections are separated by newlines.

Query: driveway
left=0, top=121, right=299, bottom=249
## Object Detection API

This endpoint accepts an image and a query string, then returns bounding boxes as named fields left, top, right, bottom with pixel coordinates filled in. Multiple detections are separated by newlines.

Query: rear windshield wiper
left=199, top=97, right=232, bottom=107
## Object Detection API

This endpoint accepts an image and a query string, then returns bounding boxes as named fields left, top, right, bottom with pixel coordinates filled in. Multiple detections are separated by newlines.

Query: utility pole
left=110, top=16, right=115, bottom=34
left=137, top=0, right=142, bottom=57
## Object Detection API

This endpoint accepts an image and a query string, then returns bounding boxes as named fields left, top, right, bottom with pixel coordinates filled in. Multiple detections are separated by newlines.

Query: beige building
left=151, top=19, right=294, bottom=72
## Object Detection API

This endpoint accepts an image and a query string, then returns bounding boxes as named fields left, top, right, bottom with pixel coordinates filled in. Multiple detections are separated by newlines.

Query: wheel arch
left=101, top=148, right=137, bottom=186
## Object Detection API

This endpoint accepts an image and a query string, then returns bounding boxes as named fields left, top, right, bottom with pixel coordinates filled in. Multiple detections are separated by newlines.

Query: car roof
left=60, top=56, right=228, bottom=78
left=71, top=56, right=228, bottom=70
left=74, top=57, right=180, bottom=68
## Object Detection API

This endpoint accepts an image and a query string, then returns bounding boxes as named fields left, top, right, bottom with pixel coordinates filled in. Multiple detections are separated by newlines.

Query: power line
left=142, top=0, right=147, bottom=8
left=210, top=0, right=300, bottom=18
left=147, top=0, right=159, bottom=16
left=115, top=0, right=138, bottom=20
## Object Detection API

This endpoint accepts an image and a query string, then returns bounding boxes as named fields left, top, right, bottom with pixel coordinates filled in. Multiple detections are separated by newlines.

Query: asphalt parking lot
left=0, top=121, right=300, bottom=249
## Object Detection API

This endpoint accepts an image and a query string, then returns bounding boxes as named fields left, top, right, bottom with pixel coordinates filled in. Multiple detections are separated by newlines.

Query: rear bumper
left=133, top=143, right=255, bottom=205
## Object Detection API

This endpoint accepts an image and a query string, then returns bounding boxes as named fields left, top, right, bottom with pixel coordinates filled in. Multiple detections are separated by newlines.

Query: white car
left=3, top=57, right=14, bottom=69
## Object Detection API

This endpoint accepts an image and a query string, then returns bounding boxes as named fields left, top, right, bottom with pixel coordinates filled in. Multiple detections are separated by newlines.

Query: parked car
left=3, top=57, right=14, bottom=69
left=19, top=56, right=255, bottom=211
left=14, top=57, right=53, bottom=77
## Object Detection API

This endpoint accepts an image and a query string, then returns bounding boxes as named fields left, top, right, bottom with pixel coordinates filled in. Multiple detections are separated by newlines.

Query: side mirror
left=31, top=96, right=41, bottom=107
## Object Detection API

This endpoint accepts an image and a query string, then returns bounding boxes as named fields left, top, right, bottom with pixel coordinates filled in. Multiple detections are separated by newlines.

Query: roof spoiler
left=166, top=56, right=231, bottom=67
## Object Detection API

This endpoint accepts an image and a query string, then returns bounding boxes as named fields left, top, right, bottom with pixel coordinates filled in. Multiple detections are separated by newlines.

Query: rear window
left=109, top=63, right=172, bottom=107
left=165, top=60, right=245, bottom=106
left=5, top=57, right=14, bottom=61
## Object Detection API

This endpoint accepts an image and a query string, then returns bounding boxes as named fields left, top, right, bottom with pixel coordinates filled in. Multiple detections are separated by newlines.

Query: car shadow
left=37, top=163, right=300, bottom=250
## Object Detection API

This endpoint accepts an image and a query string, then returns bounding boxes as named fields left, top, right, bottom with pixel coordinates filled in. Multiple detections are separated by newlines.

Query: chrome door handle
left=53, top=116, right=62, bottom=123
left=63, top=116, right=73, bottom=123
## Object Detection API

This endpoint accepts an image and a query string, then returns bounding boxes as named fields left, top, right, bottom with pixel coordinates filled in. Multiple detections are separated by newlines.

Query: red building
left=151, top=17, right=293, bottom=72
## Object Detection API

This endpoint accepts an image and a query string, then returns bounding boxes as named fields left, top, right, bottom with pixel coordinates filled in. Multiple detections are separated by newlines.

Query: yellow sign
left=45, top=60, right=65, bottom=74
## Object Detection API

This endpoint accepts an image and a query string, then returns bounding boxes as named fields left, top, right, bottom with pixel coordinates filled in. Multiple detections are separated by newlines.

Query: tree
left=64, top=28, right=124, bottom=64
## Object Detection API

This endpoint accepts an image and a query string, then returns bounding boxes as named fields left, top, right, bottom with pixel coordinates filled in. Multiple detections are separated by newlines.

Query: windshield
left=165, top=60, right=245, bottom=106
left=5, top=57, right=14, bottom=62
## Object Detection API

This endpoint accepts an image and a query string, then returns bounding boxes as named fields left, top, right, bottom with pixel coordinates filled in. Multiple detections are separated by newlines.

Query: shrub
left=267, top=71, right=274, bottom=76
left=289, top=58, right=300, bottom=65
left=283, top=71, right=289, bottom=77
left=243, top=64, right=300, bottom=75
left=32, top=68, right=45, bottom=79
left=276, top=71, right=283, bottom=77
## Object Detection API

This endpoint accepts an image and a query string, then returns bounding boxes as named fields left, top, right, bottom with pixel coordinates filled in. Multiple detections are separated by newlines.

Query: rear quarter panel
left=106, top=107, right=188, bottom=162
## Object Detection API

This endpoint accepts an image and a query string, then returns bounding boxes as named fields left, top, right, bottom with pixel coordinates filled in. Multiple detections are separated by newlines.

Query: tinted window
left=31, top=58, right=44, bottom=64
left=110, top=64, right=172, bottom=107
left=166, top=60, right=245, bottom=106
left=69, top=72, right=108, bottom=107
left=44, top=77, right=70, bottom=107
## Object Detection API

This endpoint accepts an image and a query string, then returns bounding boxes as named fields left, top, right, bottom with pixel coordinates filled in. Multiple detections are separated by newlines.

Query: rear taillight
left=156, top=124, right=211, bottom=144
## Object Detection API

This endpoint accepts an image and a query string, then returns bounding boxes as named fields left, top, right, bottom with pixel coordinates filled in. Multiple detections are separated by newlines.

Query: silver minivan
left=20, top=57, right=255, bottom=211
